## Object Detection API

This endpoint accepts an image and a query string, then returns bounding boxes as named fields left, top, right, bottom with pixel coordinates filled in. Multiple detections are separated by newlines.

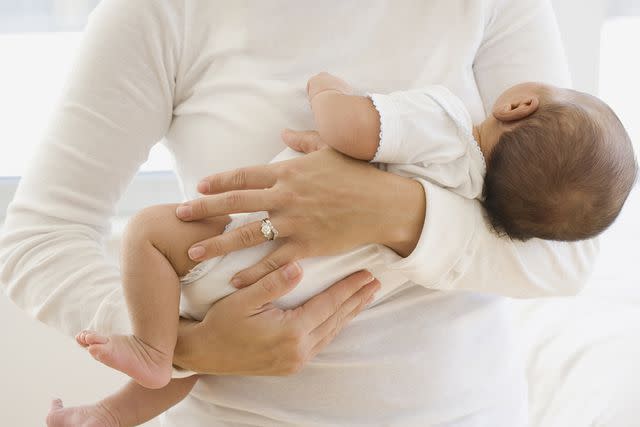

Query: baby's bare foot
left=46, top=399, right=119, bottom=427
left=76, top=330, right=172, bottom=389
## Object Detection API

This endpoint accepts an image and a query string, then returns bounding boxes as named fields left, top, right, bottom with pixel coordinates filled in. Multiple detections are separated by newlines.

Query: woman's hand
left=173, top=264, right=381, bottom=375
left=176, top=133, right=426, bottom=287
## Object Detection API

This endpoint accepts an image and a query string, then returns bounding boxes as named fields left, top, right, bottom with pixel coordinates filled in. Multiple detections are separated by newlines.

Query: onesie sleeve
left=0, top=0, right=183, bottom=335
left=381, top=0, right=599, bottom=297
left=368, top=86, right=485, bottom=200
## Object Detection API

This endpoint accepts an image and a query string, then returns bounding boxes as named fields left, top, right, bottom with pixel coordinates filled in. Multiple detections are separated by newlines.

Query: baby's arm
left=307, top=72, right=381, bottom=161
left=361, top=86, right=485, bottom=200
left=307, top=74, right=483, bottom=199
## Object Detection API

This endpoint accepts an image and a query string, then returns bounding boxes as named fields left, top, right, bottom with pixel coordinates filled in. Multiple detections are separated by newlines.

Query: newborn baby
left=47, top=73, right=637, bottom=426
left=309, top=73, right=637, bottom=241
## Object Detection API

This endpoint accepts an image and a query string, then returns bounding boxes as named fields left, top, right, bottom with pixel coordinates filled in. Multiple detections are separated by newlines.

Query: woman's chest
left=166, top=0, right=490, bottom=194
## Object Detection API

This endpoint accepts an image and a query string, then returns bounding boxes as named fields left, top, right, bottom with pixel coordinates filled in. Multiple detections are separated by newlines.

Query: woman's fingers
left=197, top=165, right=276, bottom=195
left=308, top=279, right=380, bottom=355
left=176, top=188, right=282, bottom=221
left=187, top=217, right=293, bottom=262
left=295, top=270, right=376, bottom=332
left=281, top=129, right=326, bottom=154
left=234, top=262, right=303, bottom=309
left=230, top=243, right=303, bottom=287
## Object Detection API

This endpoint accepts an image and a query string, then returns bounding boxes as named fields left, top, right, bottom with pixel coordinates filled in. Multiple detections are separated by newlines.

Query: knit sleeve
left=0, top=0, right=184, bottom=335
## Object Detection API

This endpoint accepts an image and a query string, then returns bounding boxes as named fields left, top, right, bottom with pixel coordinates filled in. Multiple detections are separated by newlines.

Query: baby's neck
left=472, top=125, right=488, bottom=159
left=473, top=119, right=505, bottom=160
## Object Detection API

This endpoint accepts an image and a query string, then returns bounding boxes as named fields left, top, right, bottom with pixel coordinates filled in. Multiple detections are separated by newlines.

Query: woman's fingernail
left=197, top=181, right=210, bottom=193
left=176, top=205, right=192, bottom=219
left=188, top=246, right=205, bottom=260
left=283, top=262, right=301, bottom=280
left=363, top=274, right=375, bottom=284
left=230, top=276, right=243, bottom=288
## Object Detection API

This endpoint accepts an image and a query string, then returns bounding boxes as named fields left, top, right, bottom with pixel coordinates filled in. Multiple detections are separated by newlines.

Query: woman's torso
left=163, top=1, right=526, bottom=425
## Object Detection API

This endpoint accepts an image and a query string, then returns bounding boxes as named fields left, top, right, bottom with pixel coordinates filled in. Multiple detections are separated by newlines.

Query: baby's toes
left=50, top=398, right=63, bottom=411
left=45, top=399, right=64, bottom=426
left=75, top=330, right=94, bottom=347
left=84, top=332, right=109, bottom=346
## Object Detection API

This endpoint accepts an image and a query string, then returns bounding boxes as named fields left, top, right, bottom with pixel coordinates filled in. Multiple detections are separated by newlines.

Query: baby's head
left=477, top=82, right=638, bottom=241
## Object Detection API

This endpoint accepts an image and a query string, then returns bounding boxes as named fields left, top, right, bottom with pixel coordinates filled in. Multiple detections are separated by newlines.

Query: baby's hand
left=306, top=72, right=353, bottom=101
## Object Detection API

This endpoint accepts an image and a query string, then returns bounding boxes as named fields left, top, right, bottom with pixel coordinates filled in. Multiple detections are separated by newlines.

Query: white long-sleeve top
left=0, top=1, right=599, bottom=426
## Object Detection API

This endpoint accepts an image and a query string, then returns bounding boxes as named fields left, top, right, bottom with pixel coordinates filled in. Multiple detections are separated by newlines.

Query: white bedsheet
left=514, top=187, right=640, bottom=427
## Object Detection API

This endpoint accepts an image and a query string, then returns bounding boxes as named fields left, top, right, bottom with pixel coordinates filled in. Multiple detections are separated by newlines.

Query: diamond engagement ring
left=260, top=218, right=279, bottom=241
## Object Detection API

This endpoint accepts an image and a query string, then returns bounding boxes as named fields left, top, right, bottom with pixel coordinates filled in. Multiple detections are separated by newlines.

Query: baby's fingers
left=281, top=129, right=326, bottom=154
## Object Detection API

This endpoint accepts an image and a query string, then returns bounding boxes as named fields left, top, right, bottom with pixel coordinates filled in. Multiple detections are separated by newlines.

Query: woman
left=0, top=0, right=598, bottom=425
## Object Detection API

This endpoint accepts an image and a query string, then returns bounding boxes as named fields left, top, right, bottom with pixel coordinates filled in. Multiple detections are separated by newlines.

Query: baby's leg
left=77, top=204, right=228, bottom=389
left=46, top=376, right=198, bottom=427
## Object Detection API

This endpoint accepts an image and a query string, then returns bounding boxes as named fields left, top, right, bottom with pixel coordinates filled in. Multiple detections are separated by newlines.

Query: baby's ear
left=493, top=96, right=540, bottom=122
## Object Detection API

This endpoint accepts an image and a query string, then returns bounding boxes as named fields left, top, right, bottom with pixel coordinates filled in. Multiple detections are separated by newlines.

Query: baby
left=47, top=73, right=637, bottom=426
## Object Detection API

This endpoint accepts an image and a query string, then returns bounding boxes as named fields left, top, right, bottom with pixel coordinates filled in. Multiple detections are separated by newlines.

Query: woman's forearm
left=375, top=174, right=426, bottom=258
left=0, top=0, right=179, bottom=338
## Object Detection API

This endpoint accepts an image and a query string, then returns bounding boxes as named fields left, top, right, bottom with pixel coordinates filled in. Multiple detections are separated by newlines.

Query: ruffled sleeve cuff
left=367, top=93, right=402, bottom=164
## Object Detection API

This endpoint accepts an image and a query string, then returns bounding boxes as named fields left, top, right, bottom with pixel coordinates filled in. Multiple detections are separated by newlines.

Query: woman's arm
left=384, top=0, right=598, bottom=296
left=178, top=0, right=597, bottom=297
left=0, top=0, right=377, bottom=375
left=0, top=0, right=180, bottom=335
left=179, top=147, right=425, bottom=284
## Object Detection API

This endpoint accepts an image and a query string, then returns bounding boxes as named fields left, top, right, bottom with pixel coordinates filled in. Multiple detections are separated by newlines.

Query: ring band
left=260, top=218, right=279, bottom=241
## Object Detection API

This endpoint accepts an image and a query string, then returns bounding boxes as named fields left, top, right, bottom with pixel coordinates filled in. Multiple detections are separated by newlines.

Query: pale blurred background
left=0, top=0, right=638, bottom=426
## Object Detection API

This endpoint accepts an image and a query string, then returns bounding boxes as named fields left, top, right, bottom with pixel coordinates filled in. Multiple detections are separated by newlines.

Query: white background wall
left=0, top=1, right=625, bottom=426
left=552, top=0, right=606, bottom=93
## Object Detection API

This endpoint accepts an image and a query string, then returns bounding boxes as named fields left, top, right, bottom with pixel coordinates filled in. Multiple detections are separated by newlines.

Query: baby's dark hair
left=482, top=93, right=638, bottom=241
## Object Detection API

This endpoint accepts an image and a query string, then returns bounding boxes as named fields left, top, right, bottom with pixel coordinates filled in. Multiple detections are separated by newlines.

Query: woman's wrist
left=378, top=175, right=426, bottom=258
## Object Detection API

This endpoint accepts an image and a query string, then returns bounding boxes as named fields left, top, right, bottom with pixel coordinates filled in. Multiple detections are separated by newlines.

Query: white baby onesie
left=179, top=85, right=486, bottom=321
